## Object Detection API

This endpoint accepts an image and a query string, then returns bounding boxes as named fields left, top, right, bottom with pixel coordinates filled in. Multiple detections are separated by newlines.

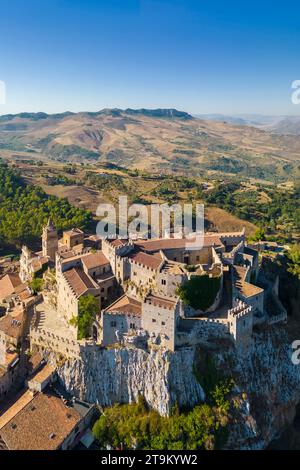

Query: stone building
left=42, top=219, right=58, bottom=262
left=99, top=294, right=142, bottom=346
left=227, top=300, right=253, bottom=349
left=19, top=246, right=49, bottom=283
left=142, top=293, right=181, bottom=351
left=25, top=225, right=287, bottom=355
left=0, top=307, right=24, bottom=400
left=62, top=228, right=85, bottom=250
left=0, top=364, right=95, bottom=450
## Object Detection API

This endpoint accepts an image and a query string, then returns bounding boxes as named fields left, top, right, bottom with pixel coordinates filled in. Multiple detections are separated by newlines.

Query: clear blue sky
left=0, top=0, right=300, bottom=115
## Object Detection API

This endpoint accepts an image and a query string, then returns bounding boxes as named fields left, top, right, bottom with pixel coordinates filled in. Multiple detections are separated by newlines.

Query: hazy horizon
left=0, top=0, right=300, bottom=116
left=0, top=108, right=300, bottom=119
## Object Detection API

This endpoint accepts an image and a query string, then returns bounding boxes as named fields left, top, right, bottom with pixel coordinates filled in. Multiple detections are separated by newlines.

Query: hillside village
left=0, top=220, right=288, bottom=449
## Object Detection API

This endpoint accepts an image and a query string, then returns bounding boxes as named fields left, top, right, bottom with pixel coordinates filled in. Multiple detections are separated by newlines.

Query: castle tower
left=228, top=299, right=253, bottom=350
left=42, top=218, right=58, bottom=262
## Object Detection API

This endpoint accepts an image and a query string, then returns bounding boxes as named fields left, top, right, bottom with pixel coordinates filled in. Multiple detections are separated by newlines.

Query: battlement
left=228, top=300, right=252, bottom=319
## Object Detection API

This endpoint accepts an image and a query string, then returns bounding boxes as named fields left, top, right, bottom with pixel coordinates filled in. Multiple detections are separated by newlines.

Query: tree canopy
left=176, top=274, right=221, bottom=311
left=0, top=163, right=92, bottom=248
left=70, top=294, right=99, bottom=340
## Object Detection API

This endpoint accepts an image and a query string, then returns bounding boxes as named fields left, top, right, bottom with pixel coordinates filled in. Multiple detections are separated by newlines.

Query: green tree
left=70, top=294, right=98, bottom=340
left=29, top=277, right=44, bottom=294
left=250, top=228, right=266, bottom=242
left=176, top=275, right=221, bottom=311
left=287, top=244, right=300, bottom=279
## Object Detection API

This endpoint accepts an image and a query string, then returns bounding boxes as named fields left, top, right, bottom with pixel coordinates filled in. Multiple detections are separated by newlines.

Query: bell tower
left=42, top=219, right=58, bottom=262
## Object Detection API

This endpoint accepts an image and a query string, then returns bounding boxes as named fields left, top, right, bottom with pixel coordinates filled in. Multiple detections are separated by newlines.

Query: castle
left=0, top=220, right=288, bottom=390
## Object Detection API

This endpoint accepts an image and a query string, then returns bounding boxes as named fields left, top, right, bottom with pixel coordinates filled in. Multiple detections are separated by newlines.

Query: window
left=196, top=255, right=200, bottom=262
left=130, top=323, right=136, bottom=329
left=111, top=321, right=117, bottom=327
left=152, top=318, right=156, bottom=323
left=161, top=279, right=166, bottom=285
left=161, top=321, right=165, bottom=326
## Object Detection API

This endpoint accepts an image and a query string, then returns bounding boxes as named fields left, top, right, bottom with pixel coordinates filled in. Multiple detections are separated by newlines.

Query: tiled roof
left=29, top=364, right=55, bottom=385
left=105, top=295, right=142, bottom=316
left=81, top=251, right=109, bottom=270
left=63, top=267, right=98, bottom=297
left=0, top=274, right=24, bottom=300
left=134, top=235, right=224, bottom=252
left=0, top=311, right=24, bottom=339
left=31, top=256, right=48, bottom=271
left=27, top=352, right=43, bottom=374
left=233, top=266, right=264, bottom=298
left=128, top=251, right=162, bottom=270
left=0, top=391, right=82, bottom=450
left=145, top=294, right=176, bottom=310
left=109, top=239, right=128, bottom=248
left=0, top=390, right=33, bottom=430
left=64, top=228, right=84, bottom=236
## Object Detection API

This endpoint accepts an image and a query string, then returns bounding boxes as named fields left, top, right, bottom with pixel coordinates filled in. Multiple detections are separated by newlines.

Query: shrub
left=70, top=294, right=98, bottom=340
left=176, top=275, right=221, bottom=311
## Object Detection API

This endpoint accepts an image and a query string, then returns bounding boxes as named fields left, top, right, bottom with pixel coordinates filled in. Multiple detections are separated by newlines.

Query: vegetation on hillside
left=0, top=163, right=92, bottom=248
left=93, top=352, right=233, bottom=450
left=287, top=245, right=300, bottom=280
left=205, top=182, right=300, bottom=241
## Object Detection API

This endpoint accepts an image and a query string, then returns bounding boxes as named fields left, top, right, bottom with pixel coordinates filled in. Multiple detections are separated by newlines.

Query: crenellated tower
left=42, top=219, right=58, bottom=262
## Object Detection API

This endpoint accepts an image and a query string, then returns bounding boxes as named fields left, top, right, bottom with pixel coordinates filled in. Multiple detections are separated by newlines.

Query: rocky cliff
left=42, top=323, right=300, bottom=449
left=52, top=346, right=205, bottom=416
left=218, top=324, right=300, bottom=449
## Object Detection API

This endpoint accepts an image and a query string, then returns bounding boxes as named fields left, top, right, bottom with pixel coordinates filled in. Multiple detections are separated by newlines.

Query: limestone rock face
left=43, top=324, right=300, bottom=448
left=54, top=347, right=205, bottom=416
left=220, top=326, right=300, bottom=449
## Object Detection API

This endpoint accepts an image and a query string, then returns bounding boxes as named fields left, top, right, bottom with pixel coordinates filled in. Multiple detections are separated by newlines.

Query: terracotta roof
left=105, top=295, right=142, bottom=316
left=0, top=311, right=24, bottom=339
left=134, top=235, right=224, bottom=252
left=81, top=251, right=109, bottom=270
left=29, top=364, right=55, bottom=385
left=0, top=392, right=82, bottom=450
left=145, top=294, right=176, bottom=310
left=128, top=251, right=162, bottom=270
left=2, top=351, right=19, bottom=368
left=27, top=352, right=43, bottom=373
left=64, top=228, right=84, bottom=236
left=17, top=288, right=32, bottom=301
left=31, top=256, right=48, bottom=273
left=233, top=266, right=264, bottom=298
left=0, top=274, right=24, bottom=301
left=63, top=267, right=98, bottom=297
left=85, top=234, right=101, bottom=242
left=109, top=239, right=128, bottom=248
left=0, top=390, right=34, bottom=430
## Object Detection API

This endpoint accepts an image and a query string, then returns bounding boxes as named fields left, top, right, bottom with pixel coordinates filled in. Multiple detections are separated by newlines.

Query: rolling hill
left=197, top=113, right=300, bottom=136
left=0, top=108, right=300, bottom=181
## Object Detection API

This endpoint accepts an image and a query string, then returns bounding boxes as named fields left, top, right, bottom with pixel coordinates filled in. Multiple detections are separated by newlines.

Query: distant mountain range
left=195, top=113, right=300, bottom=135
left=0, top=108, right=300, bottom=181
